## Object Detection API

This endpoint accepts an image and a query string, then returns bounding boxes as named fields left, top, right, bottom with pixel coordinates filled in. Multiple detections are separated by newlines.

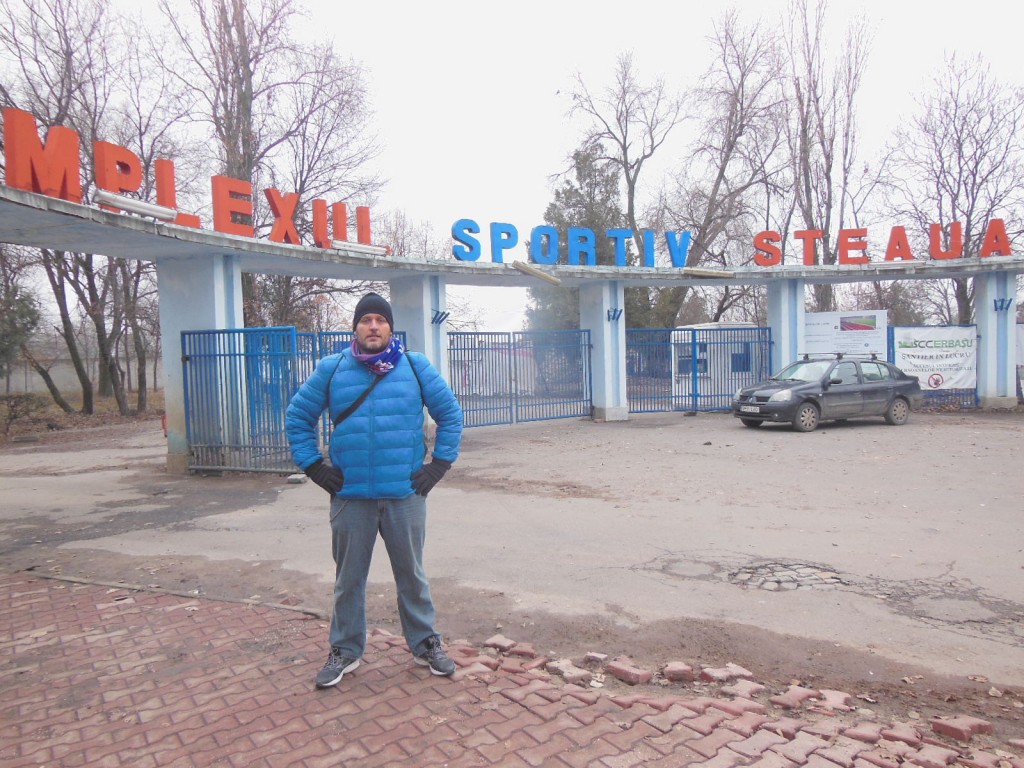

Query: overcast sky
left=141, top=1, right=1018, bottom=329
left=291, top=1, right=1021, bottom=329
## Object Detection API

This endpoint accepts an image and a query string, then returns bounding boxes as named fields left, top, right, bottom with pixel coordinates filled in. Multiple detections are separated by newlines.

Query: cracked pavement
left=2, top=409, right=1023, bottom=697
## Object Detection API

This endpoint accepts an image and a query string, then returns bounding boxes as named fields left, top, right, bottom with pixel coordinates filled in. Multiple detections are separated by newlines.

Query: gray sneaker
left=315, top=648, right=360, bottom=688
left=414, top=636, right=456, bottom=677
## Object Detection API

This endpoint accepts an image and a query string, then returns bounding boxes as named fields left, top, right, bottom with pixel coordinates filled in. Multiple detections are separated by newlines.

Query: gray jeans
left=327, top=494, right=437, bottom=658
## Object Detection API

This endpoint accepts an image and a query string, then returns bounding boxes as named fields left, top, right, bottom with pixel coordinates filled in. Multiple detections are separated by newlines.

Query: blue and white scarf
left=351, top=336, right=404, bottom=376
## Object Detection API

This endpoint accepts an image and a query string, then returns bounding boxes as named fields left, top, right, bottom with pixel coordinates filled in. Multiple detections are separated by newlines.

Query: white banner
left=893, top=326, right=977, bottom=390
left=804, top=310, right=887, bottom=355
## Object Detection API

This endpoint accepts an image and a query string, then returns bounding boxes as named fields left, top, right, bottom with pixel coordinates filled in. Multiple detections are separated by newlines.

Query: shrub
left=1, top=394, right=48, bottom=436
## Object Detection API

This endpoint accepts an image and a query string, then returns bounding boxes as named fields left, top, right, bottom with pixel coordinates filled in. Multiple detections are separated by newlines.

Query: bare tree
left=784, top=0, right=870, bottom=312
left=277, top=43, right=382, bottom=215
left=0, top=0, right=142, bottom=414
left=375, top=211, right=453, bottom=264
left=0, top=246, right=41, bottom=389
left=158, top=0, right=383, bottom=329
left=659, top=10, right=788, bottom=325
left=568, top=54, right=683, bottom=327
left=570, top=53, right=683, bottom=258
left=888, top=55, right=1024, bottom=324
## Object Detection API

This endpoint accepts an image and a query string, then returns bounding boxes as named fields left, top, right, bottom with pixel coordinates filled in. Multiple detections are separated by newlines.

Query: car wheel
left=740, top=418, right=762, bottom=428
left=792, top=402, right=819, bottom=432
left=884, top=397, right=910, bottom=425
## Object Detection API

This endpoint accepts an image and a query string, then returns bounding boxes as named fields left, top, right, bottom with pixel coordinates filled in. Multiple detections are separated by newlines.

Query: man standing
left=286, top=292, right=463, bottom=688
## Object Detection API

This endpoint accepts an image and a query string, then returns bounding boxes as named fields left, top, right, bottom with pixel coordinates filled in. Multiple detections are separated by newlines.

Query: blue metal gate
left=182, top=329, right=417, bottom=471
left=626, top=329, right=675, bottom=413
left=627, top=326, right=773, bottom=412
left=448, top=330, right=593, bottom=427
left=182, top=326, right=588, bottom=470
left=182, top=327, right=310, bottom=472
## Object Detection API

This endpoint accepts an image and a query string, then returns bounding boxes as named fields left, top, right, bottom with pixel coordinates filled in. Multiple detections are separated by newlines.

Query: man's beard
left=358, top=336, right=389, bottom=354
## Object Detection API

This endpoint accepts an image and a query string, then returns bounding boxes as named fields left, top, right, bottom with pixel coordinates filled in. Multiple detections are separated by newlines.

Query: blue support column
left=389, top=275, right=448, bottom=379
left=156, top=254, right=244, bottom=473
left=767, top=278, right=805, bottom=372
left=974, top=271, right=1019, bottom=408
left=579, top=280, right=628, bottom=421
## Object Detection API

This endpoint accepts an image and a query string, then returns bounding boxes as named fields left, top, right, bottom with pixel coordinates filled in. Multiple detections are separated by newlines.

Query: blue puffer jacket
left=286, top=350, right=463, bottom=499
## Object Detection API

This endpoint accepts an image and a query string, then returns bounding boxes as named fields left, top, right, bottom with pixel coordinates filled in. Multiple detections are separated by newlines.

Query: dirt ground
left=2, top=405, right=1024, bottom=737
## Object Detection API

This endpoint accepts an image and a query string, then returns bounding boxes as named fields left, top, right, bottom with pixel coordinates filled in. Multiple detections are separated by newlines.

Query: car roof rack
left=799, top=352, right=880, bottom=361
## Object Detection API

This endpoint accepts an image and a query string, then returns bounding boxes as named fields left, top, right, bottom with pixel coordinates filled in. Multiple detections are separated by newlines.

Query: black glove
left=411, top=458, right=452, bottom=497
left=305, top=459, right=344, bottom=495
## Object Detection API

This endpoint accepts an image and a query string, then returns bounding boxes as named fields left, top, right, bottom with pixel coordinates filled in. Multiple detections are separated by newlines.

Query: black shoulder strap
left=406, top=353, right=425, bottom=399
left=332, top=374, right=383, bottom=428
left=324, top=355, right=343, bottom=417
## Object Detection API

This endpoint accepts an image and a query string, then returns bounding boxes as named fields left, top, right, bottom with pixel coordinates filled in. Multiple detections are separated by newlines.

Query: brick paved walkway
left=2, top=572, right=1021, bottom=767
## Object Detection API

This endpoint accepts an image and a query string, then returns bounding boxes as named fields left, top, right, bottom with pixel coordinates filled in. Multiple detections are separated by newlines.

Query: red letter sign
left=838, top=228, right=869, bottom=264
left=265, top=188, right=301, bottom=244
left=211, top=175, right=254, bottom=238
left=93, top=141, right=142, bottom=210
left=929, top=222, right=963, bottom=260
left=794, top=230, right=823, bottom=266
left=980, top=218, right=1012, bottom=256
left=155, top=159, right=201, bottom=228
left=356, top=206, right=372, bottom=244
left=3, top=107, right=82, bottom=202
left=312, top=200, right=349, bottom=248
left=884, top=226, right=914, bottom=261
left=753, top=231, right=782, bottom=266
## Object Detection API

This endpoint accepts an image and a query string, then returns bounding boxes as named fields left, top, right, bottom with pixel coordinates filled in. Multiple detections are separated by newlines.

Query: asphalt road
left=2, top=408, right=1022, bottom=692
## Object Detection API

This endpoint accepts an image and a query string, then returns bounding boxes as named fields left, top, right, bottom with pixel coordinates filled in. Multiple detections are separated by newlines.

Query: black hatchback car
left=731, top=353, right=923, bottom=432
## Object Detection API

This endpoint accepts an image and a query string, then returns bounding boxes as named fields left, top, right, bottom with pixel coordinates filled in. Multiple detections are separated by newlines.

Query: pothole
left=728, top=561, right=848, bottom=591
left=638, top=551, right=1024, bottom=645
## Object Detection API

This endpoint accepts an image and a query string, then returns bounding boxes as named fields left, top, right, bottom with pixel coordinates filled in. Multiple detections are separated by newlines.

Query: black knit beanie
left=352, top=292, right=393, bottom=330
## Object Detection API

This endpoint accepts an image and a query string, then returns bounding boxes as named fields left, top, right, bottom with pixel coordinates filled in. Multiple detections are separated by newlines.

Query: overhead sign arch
left=2, top=106, right=1020, bottom=471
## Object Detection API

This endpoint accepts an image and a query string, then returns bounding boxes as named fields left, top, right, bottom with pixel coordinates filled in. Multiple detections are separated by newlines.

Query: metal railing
left=448, top=330, right=593, bottom=426
left=182, top=327, right=304, bottom=472
left=627, top=326, right=773, bottom=412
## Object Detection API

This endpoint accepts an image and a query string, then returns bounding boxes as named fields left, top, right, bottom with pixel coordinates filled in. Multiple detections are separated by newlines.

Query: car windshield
left=773, top=360, right=831, bottom=382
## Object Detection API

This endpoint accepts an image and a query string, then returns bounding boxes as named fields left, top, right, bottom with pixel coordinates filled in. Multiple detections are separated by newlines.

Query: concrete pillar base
left=166, top=453, right=189, bottom=475
left=979, top=396, right=1019, bottom=410
left=592, top=406, right=629, bottom=422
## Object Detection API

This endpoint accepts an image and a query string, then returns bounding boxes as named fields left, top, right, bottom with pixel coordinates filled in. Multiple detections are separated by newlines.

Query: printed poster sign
left=893, top=326, right=977, bottom=390
left=804, top=310, right=887, bottom=355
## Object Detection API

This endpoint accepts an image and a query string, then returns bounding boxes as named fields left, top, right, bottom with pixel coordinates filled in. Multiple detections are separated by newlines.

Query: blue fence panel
left=181, top=325, right=592, bottom=470
left=683, top=327, right=773, bottom=411
left=513, top=330, right=593, bottom=423
left=626, top=329, right=675, bottom=412
left=448, top=332, right=516, bottom=427
left=627, top=326, right=772, bottom=413
left=448, top=330, right=592, bottom=426
left=182, top=327, right=303, bottom=472
left=296, top=332, right=318, bottom=378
